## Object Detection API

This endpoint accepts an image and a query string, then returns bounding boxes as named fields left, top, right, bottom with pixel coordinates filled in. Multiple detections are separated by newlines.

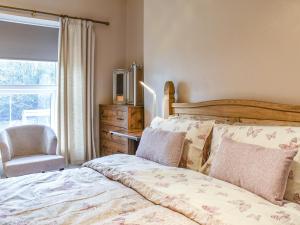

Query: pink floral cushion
left=202, top=124, right=300, bottom=204
left=136, top=127, right=186, bottom=167
left=150, top=117, right=215, bottom=171
left=210, top=137, right=297, bottom=205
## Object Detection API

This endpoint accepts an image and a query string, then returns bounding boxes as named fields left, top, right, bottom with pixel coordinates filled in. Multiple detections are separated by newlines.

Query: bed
left=1, top=81, right=300, bottom=225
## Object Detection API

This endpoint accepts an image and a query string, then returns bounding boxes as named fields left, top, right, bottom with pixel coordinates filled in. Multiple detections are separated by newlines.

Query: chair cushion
left=4, top=154, right=65, bottom=177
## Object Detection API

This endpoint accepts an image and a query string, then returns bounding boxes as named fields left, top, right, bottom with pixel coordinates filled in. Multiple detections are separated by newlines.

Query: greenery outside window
left=0, top=59, right=57, bottom=131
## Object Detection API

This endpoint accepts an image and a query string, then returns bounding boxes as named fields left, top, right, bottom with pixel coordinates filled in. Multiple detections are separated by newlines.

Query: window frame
left=0, top=80, right=57, bottom=129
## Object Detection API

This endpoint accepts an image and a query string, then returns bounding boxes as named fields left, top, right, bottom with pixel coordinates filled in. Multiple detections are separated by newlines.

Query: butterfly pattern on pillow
left=266, top=131, right=277, bottom=140
left=247, top=214, right=262, bottom=222
left=279, top=137, right=300, bottom=151
left=288, top=170, right=294, bottom=180
left=246, top=127, right=263, bottom=138
left=221, top=128, right=235, bottom=139
left=150, top=117, right=215, bottom=172
left=294, top=193, right=300, bottom=203
left=286, top=128, right=296, bottom=134
left=206, top=124, right=300, bottom=205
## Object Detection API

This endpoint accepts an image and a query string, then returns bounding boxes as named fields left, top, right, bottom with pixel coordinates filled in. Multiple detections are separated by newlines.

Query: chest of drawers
left=99, top=105, right=144, bottom=156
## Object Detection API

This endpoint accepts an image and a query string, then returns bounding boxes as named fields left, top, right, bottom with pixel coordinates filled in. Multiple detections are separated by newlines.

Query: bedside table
left=109, top=130, right=143, bottom=155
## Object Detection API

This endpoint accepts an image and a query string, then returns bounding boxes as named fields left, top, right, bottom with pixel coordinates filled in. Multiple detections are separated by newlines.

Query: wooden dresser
left=99, top=104, right=144, bottom=156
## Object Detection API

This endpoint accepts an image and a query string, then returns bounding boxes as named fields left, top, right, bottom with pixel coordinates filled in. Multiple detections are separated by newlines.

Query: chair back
left=2, top=125, right=52, bottom=157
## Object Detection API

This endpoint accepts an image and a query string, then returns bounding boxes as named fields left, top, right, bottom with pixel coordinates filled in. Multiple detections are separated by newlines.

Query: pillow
left=136, top=127, right=186, bottom=167
left=202, top=123, right=300, bottom=204
left=150, top=116, right=215, bottom=171
left=210, top=137, right=297, bottom=205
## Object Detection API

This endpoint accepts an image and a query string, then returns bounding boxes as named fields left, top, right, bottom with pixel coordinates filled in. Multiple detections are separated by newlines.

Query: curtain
left=57, top=17, right=96, bottom=165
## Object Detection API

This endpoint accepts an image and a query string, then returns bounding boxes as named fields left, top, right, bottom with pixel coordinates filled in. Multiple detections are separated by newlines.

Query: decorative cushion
left=150, top=117, right=215, bottom=171
left=210, top=137, right=297, bottom=205
left=136, top=127, right=186, bottom=167
left=203, top=124, right=300, bottom=204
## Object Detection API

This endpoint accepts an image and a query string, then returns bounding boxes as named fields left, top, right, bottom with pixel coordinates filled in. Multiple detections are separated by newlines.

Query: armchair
left=0, top=125, right=65, bottom=177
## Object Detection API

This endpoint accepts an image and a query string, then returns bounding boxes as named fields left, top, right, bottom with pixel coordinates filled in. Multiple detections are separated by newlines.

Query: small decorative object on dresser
left=99, top=104, right=144, bottom=156
left=112, top=62, right=143, bottom=106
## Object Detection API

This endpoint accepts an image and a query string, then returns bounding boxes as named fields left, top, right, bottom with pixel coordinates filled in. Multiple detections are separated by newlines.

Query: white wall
left=144, top=0, right=300, bottom=124
left=125, top=0, right=144, bottom=66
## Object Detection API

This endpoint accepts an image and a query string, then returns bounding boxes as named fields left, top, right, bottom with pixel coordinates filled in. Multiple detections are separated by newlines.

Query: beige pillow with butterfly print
left=202, top=123, right=300, bottom=204
left=150, top=117, right=215, bottom=172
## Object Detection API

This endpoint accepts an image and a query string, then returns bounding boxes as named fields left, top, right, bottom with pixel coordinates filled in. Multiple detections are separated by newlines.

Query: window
left=0, top=59, right=57, bottom=131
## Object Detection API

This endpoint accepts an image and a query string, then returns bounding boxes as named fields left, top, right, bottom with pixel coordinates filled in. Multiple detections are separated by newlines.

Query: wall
left=0, top=0, right=127, bottom=155
left=144, top=0, right=300, bottom=124
left=125, top=0, right=144, bottom=66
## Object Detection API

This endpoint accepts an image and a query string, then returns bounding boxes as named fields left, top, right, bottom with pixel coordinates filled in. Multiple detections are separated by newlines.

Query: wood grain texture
left=99, top=104, right=144, bottom=156
left=100, top=104, right=144, bottom=129
left=164, top=81, right=300, bottom=125
left=163, top=81, right=175, bottom=119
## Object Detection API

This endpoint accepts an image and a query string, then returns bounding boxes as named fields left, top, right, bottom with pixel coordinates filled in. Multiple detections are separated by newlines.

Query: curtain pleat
left=57, top=17, right=96, bottom=165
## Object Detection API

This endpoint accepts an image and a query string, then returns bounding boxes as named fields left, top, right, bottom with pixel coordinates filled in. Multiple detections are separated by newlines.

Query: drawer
left=100, top=107, right=128, bottom=129
left=101, top=139, right=128, bottom=154
left=101, top=148, right=111, bottom=156
left=101, top=142, right=112, bottom=156
left=100, top=124, right=128, bottom=145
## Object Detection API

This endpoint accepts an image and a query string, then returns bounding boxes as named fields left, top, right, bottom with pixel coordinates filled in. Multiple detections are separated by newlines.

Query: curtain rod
left=0, top=4, right=110, bottom=26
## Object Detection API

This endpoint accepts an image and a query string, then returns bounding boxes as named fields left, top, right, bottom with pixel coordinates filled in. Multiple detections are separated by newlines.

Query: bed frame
left=163, top=81, right=300, bottom=126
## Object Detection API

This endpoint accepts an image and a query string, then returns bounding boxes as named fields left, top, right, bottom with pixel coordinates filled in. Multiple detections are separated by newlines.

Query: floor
left=0, top=163, right=3, bottom=178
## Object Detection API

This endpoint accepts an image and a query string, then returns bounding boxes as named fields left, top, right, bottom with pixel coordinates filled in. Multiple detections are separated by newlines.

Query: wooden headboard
left=163, top=81, right=300, bottom=126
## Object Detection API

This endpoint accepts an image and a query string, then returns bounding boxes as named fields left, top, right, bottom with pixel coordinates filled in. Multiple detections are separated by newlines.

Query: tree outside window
left=0, top=59, right=57, bottom=131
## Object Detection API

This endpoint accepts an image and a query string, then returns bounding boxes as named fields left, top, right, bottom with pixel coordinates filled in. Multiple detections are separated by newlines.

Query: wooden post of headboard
left=163, top=81, right=175, bottom=118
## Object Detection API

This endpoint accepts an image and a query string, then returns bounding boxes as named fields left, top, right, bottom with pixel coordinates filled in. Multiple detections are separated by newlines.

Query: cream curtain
left=57, top=17, right=96, bottom=165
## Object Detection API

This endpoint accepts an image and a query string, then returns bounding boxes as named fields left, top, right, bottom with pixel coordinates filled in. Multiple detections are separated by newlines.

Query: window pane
left=0, top=96, right=10, bottom=129
left=0, top=93, right=54, bottom=131
left=0, top=59, right=56, bottom=85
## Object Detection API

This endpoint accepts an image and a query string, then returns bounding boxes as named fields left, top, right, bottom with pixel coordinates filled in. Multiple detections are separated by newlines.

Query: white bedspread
left=0, top=154, right=299, bottom=225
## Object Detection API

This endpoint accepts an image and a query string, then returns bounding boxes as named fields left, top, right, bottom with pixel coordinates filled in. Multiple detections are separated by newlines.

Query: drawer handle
left=116, top=117, right=124, bottom=121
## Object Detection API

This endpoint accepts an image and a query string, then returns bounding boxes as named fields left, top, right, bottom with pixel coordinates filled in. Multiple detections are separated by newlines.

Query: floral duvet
left=1, top=155, right=300, bottom=225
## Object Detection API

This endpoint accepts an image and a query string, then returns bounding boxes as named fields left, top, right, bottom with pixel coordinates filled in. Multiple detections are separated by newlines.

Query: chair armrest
left=43, top=128, right=58, bottom=155
left=0, top=132, right=11, bottom=162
